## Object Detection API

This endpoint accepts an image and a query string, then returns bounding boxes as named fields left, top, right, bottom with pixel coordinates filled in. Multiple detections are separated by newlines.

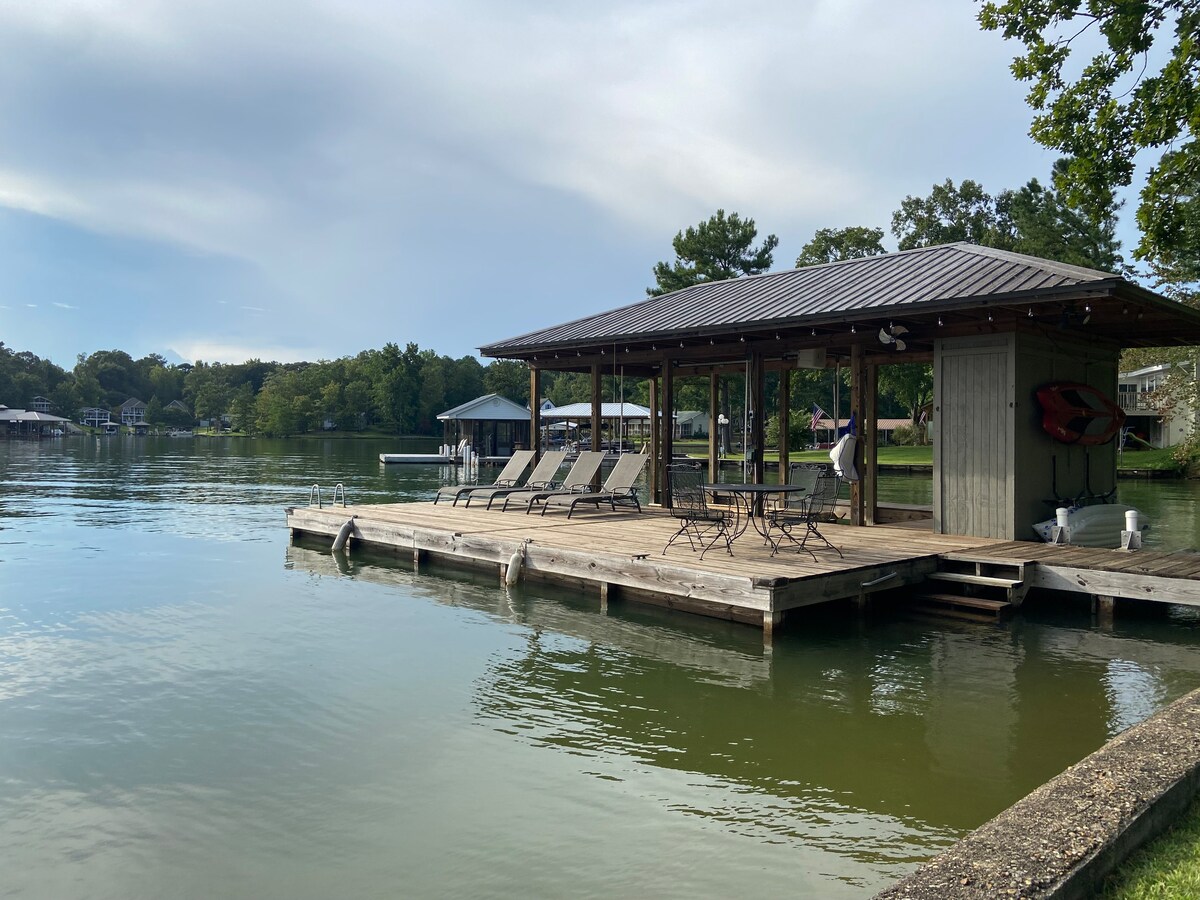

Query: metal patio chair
left=662, top=463, right=733, bottom=559
left=765, top=465, right=844, bottom=559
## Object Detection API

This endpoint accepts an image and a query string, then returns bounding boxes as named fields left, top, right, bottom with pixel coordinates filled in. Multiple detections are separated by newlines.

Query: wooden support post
left=763, top=609, right=783, bottom=641
left=413, top=547, right=425, bottom=573
left=751, top=351, right=765, bottom=485
left=662, top=353, right=675, bottom=507
left=649, top=375, right=660, bottom=504
left=590, top=363, right=602, bottom=453
left=1094, top=594, right=1115, bottom=629
left=599, top=581, right=610, bottom=614
left=864, top=362, right=878, bottom=526
left=529, top=366, right=542, bottom=460
left=590, top=362, right=603, bottom=488
left=778, top=367, right=791, bottom=480
left=709, top=372, right=720, bottom=484
left=849, top=343, right=866, bottom=526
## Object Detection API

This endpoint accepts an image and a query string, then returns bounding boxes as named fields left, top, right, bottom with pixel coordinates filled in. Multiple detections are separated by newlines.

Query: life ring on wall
left=1035, top=382, right=1126, bottom=446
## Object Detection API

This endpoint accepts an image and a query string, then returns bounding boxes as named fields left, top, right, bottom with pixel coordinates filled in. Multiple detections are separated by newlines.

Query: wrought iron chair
left=765, top=464, right=844, bottom=559
left=662, top=464, right=733, bottom=559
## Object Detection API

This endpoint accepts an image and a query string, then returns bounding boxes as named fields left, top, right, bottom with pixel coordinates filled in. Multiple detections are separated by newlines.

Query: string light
left=937, top=316, right=943, bottom=327
left=1028, top=308, right=1034, bottom=318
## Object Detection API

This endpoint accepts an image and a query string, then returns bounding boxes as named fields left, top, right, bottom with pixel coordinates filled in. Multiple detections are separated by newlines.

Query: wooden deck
left=285, top=503, right=1200, bottom=632
left=286, top=501, right=1003, bottom=632
left=949, top=540, right=1200, bottom=608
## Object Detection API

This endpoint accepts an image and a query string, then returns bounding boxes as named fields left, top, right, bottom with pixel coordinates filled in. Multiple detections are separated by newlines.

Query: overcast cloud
left=0, top=0, right=1070, bottom=366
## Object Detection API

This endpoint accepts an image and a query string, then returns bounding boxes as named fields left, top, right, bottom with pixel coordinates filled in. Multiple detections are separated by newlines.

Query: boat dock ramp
left=285, top=502, right=1200, bottom=635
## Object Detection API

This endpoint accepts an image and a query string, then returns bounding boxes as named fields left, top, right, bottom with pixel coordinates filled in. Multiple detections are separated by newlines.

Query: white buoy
left=505, top=547, right=523, bottom=586
left=332, top=518, right=355, bottom=551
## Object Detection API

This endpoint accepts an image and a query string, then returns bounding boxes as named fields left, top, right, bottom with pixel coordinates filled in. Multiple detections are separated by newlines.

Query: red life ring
left=1035, top=382, right=1126, bottom=446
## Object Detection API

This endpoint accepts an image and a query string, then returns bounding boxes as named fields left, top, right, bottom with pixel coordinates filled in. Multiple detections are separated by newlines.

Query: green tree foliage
left=891, top=171, right=1123, bottom=271
left=795, top=226, right=886, bottom=267
left=483, top=359, right=531, bottom=405
left=999, top=163, right=1124, bottom=271
left=979, top=0, right=1199, bottom=270
left=648, top=209, right=779, bottom=296
left=892, top=179, right=1009, bottom=250
left=877, top=363, right=934, bottom=425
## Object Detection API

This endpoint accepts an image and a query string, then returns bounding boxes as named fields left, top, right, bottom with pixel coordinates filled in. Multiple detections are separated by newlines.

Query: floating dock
left=286, top=501, right=1200, bottom=633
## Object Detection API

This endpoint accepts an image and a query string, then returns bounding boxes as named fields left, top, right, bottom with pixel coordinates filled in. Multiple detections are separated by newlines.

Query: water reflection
left=4, top=437, right=1200, bottom=899
left=289, top=541, right=1200, bottom=873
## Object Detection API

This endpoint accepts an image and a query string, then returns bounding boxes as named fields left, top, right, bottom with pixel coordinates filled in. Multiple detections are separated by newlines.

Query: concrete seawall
left=877, top=686, right=1200, bottom=899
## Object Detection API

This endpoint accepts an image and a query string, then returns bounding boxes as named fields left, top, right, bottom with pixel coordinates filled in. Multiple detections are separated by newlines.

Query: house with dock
left=1118, top=361, right=1198, bottom=449
left=288, top=243, right=1200, bottom=634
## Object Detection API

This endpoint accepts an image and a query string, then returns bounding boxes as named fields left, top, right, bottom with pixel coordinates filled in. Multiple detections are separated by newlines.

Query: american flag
left=810, top=403, right=826, bottom=433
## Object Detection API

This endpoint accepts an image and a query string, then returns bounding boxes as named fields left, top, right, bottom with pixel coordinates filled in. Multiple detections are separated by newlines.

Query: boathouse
left=437, top=393, right=532, bottom=457
left=479, top=243, right=1200, bottom=541
left=286, top=242, right=1200, bottom=635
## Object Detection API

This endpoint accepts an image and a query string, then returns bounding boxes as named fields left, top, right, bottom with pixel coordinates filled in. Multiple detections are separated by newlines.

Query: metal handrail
left=309, top=484, right=347, bottom=509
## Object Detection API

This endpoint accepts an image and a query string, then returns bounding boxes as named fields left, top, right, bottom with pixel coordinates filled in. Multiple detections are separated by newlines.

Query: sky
left=0, top=0, right=1101, bottom=368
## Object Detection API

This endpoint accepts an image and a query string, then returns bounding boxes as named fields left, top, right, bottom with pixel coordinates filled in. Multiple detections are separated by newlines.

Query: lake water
left=2, top=436, right=1199, bottom=898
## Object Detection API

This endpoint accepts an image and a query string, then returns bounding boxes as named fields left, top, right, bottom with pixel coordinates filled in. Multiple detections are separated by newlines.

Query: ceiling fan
left=878, top=323, right=908, bottom=351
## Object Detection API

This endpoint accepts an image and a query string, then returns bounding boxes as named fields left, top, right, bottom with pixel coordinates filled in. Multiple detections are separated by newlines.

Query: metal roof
left=543, top=402, right=653, bottom=419
left=437, top=393, right=530, bottom=421
left=481, top=243, right=1130, bottom=355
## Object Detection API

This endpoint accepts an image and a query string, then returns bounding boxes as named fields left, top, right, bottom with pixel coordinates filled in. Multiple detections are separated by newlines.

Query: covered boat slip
left=285, top=501, right=1003, bottom=632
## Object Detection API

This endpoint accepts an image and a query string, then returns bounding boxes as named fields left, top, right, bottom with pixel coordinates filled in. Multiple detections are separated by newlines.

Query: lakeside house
left=1, top=405, right=71, bottom=436
left=1118, top=361, right=1198, bottom=449
left=30, top=396, right=51, bottom=413
left=119, top=398, right=147, bottom=425
left=79, top=407, right=111, bottom=427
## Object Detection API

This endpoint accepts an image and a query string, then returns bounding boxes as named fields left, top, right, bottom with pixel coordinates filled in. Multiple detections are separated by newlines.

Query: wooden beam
left=850, top=343, right=866, bottom=525
left=864, top=362, right=878, bottom=526
left=529, top=366, right=541, bottom=460
left=709, top=372, right=720, bottom=483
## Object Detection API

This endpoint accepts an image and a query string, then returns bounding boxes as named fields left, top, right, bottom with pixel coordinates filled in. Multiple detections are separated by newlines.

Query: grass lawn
left=673, top=441, right=1184, bottom=474
left=1099, top=796, right=1200, bottom=898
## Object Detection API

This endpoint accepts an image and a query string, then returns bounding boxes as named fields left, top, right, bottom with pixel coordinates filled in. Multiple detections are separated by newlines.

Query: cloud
left=166, top=339, right=322, bottom=365
left=0, top=0, right=1071, bottom=365
left=52, top=301, right=78, bottom=309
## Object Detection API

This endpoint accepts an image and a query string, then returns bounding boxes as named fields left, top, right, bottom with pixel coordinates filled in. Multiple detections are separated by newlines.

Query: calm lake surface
left=2, top=436, right=1199, bottom=899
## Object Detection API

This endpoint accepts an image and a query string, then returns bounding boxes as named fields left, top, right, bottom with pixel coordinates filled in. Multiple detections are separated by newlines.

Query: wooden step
left=910, top=602, right=1008, bottom=623
left=915, top=591, right=1013, bottom=613
left=928, top=571, right=1023, bottom=589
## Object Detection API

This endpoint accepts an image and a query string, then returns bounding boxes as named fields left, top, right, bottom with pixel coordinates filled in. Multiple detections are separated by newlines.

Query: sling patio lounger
left=462, top=450, right=568, bottom=509
left=539, top=452, right=649, bottom=517
left=433, top=449, right=535, bottom=506
left=498, top=451, right=607, bottom=513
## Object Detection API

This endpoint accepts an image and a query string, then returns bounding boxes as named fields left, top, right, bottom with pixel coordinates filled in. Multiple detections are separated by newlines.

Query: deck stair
left=912, top=553, right=1031, bottom=621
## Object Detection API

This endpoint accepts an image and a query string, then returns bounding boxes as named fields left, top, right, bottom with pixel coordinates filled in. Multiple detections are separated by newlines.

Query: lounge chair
left=498, top=451, right=607, bottom=512
left=539, top=452, right=649, bottom=517
left=463, top=451, right=568, bottom=509
left=662, top=463, right=733, bottom=559
left=433, top=449, right=535, bottom=506
left=764, top=465, right=843, bottom=559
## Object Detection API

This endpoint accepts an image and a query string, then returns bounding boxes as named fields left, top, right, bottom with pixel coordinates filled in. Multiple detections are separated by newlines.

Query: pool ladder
left=309, top=483, right=347, bottom=509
